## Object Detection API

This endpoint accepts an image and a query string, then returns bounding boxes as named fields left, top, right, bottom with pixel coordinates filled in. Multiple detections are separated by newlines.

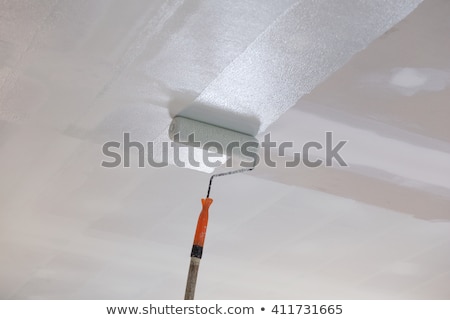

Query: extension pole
left=184, top=198, right=213, bottom=300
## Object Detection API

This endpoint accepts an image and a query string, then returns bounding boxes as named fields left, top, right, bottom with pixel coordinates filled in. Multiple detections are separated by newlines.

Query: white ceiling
left=1, top=0, right=449, bottom=299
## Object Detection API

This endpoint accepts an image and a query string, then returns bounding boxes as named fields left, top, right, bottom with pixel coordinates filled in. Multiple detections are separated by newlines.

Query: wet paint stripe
left=183, top=0, right=423, bottom=135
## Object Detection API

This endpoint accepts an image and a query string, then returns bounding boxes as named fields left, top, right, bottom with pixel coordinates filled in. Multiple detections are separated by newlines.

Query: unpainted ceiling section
left=1, top=0, right=450, bottom=299
left=262, top=0, right=450, bottom=220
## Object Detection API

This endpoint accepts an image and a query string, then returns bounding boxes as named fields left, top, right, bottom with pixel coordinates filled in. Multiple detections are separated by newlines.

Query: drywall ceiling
left=1, top=0, right=449, bottom=299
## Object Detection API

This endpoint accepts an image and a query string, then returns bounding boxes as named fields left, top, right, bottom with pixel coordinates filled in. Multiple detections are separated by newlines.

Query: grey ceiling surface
left=1, top=0, right=450, bottom=299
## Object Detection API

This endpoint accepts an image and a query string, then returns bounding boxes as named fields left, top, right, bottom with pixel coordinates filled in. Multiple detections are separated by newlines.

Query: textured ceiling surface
left=1, top=0, right=450, bottom=299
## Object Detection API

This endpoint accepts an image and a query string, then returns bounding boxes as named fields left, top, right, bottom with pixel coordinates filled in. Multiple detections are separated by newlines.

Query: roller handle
left=184, top=198, right=213, bottom=300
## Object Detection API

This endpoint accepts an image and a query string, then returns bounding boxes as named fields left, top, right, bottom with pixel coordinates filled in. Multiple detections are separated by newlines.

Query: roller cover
left=168, top=116, right=259, bottom=155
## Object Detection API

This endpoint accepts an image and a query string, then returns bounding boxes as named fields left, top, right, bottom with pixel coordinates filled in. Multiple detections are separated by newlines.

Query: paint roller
left=168, top=116, right=259, bottom=300
left=169, top=116, right=259, bottom=162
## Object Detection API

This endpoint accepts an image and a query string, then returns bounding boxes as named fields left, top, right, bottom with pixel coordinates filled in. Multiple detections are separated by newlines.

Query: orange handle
left=190, top=198, right=213, bottom=259
left=193, top=198, right=213, bottom=247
